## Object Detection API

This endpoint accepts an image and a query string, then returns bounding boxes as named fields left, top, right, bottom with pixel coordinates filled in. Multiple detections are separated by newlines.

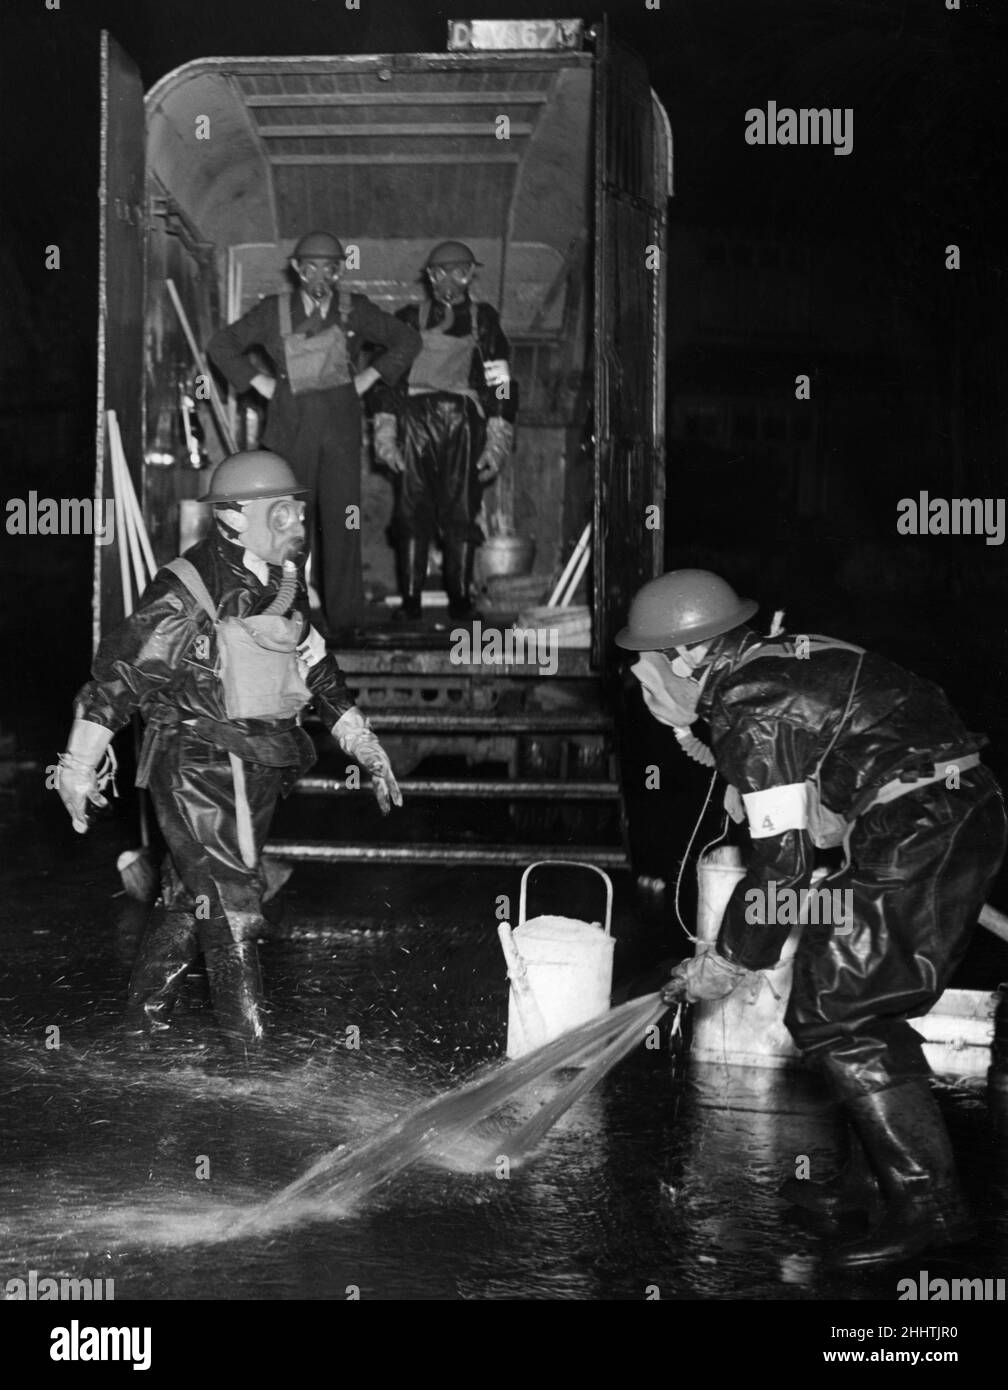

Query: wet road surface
left=2, top=815, right=1008, bottom=1301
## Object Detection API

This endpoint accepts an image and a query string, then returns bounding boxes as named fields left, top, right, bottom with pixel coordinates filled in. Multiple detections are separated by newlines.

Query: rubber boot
left=828, top=1080, right=976, bottom=1270
left=778, top=1123, right=880, bottom=1218
left=124, top=907, right=199, bottom=1036
left=444, top=538, right=482, bottom=622
left=394, top=536, right=428, bottom=621
left=203, top=935, right=267, bottom=1057
left=989, top=985, right=1008, bottom=1131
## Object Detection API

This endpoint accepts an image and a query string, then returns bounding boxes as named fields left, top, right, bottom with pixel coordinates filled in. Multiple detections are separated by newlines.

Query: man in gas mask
left=208, top=232, right=420, bottom=634
left=370, top=241, right=518, bottom=622
left=55, top=450, right=402, bottom=1058
left=618, top=569, right=1006, bottom=1269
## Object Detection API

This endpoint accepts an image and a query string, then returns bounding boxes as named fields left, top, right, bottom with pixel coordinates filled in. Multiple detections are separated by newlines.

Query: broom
left=107, top=411, right=160, bottom=903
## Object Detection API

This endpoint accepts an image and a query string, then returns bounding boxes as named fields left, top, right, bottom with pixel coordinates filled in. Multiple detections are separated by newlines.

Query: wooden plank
left=269, top=153, right=521, bottom=166
left=245, top=91, right=549, bottom=106
left=257, top=122, right=535, bottom=138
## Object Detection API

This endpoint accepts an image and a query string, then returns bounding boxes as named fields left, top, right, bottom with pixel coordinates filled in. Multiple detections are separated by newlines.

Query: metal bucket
left=479, top=536, right=536, bottom=580
left=502, top=861, right=614, bottom=1059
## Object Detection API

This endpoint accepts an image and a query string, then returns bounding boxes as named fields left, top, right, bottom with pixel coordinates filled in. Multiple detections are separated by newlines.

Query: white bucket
left=689, top=845, right=997, bottom=1077
left=503, top=862, right=615, bottom=1059
left=690, top=845, right=809, bottom=1069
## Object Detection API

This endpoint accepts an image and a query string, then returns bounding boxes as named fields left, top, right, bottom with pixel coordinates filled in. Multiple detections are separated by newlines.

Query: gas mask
left=218, top=496, right=307, bottom=567
left=426, top=261, right=475, bottom=306
left=667, top=643, right=709, bottom=680
left=292, top=256, right=342, bottom=303
left=631, top=647, right=717, bottom=768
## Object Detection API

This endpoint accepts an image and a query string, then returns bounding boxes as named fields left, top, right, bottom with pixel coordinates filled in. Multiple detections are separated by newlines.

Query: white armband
left=741, top=783, right=809, bottom=838
left=298, top=625, right=328, bottom=671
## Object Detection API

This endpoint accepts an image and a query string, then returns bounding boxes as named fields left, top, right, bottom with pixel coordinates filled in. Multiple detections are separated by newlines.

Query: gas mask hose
left=674, top=726, right=716, bottom=768
left=262, top=560, right=299, bottom=617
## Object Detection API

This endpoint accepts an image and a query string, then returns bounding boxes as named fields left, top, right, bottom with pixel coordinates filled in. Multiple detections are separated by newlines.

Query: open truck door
left=92, top=31, right=145, bottom=653
left=109, top=21, right=671, bottom=873
left=592, top=23, right=672, bottom=669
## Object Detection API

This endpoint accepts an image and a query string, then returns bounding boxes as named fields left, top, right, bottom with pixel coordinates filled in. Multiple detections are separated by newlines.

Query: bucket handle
left=518, top=860, right=614, bottom=935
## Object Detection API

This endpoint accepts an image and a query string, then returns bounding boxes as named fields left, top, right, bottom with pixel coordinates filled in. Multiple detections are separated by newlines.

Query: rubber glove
left=475, top=417, right=514, bottom=484
left=56, top=719, right=115, bottom=833
left=661, top=947, right=750, bottom=1006
left=372, top=412, right=405, bottom=473
left=333, top=707, right=403, bottom=815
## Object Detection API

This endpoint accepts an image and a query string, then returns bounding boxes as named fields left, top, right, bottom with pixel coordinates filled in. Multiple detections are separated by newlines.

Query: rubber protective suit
left=674, top=626, right=1007, bottom=1096
left=371, top=268, right=519, bottom=621
left=64, top=497, right=400, bottom=1056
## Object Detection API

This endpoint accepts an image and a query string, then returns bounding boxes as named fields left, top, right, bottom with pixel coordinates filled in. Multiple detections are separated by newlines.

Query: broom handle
left=108, top=415, right=147, bottom=601
left=980, top=903, right=1008, bottom=947
left=109, top=414, right=156, bottom=581
left=166, top=278, right=237, bottom=454
left=547, top=522, right=591, bottom=607
left=107, top=414, right=154, bottom=853
left=497, top=922, right=549, bottom=1051
left=555, top=542, right=590, bottom=608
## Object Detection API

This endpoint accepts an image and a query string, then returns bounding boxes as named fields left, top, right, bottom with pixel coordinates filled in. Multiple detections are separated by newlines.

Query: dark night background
left=1, top=0, right=1006, bottom=905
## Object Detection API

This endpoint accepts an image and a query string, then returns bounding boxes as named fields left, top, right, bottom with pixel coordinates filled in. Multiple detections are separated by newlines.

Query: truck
left=93, top=17, right=673, bottom=874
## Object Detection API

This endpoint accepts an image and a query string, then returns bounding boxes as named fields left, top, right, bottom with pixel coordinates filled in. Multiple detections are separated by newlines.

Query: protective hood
left=693, top=626, right=761, bottom=719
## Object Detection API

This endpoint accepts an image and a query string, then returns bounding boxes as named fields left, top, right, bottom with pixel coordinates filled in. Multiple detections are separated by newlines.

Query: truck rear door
left=592, top=23, right=670, bottom=667
left=93, top=31, right=145, bottom=650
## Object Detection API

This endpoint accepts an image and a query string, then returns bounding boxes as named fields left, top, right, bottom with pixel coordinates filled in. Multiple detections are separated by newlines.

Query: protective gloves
left=372, top=412, right=405, bottom=473
left=56, top=719, right=116, bottom=833
left=661, top=947, right=751, bottom=1006
left=333, top=706, right=403, bottom=815
left=475, top=417, right=514, bottom=484
left=482, top=359, right=510, bottom=389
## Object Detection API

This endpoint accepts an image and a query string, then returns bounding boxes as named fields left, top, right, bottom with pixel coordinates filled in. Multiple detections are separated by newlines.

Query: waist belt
left=860, top=752, right=982, bottom=814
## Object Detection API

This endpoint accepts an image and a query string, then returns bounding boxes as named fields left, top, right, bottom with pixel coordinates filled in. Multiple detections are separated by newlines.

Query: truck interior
left=142, top=52, right=597, bottom=644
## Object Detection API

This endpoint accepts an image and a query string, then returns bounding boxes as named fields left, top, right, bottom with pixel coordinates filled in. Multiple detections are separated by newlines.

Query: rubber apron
left=407, top=299, right=485, bottom=417
left=279, top=290, right=353, bottom=396
left=164, top=558, right=311, bottom=867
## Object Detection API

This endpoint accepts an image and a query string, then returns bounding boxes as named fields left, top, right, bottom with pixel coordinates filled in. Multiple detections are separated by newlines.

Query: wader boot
left=989, top=985, right=1008, bottom=1131
left=828, top=1079, right=976, bottom=1270
left=198, top=913, right=267, bottom=1057
left=779, top=1124, right=880, bottom=1218
left=125, top=907, right=199, bottom=1037
left=444, top=538, right=482, bottom=622
left=394, top=536, right=428, bottom=622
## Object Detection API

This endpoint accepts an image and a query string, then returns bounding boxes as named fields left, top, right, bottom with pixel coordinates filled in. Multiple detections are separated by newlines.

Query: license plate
left=447, top=19, right=584, bottom=52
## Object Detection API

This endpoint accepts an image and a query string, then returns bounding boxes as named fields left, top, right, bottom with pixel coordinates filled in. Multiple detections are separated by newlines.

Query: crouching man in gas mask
left=617, top=569, right=1006, bottom=1269
left=55, top=450, right=402, bottom=1058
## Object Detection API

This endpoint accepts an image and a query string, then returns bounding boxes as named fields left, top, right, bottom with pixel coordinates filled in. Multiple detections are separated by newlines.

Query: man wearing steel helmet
left=619, top=570, right=1006, bottom=1268
left=55, top=451, right=402, bottom=1057
left=371, top=240, right=518, bottom=622
left=208, top=232, right=421, bottom=633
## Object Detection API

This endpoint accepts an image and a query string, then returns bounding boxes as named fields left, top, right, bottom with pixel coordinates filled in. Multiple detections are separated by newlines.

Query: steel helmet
left=615, top=570, right=758, bottom=651
left=206, top=451, right=308, bottom=505
left=292, top=230, right=345, bottom=261
left=425, top=240, right=482, bottom=268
